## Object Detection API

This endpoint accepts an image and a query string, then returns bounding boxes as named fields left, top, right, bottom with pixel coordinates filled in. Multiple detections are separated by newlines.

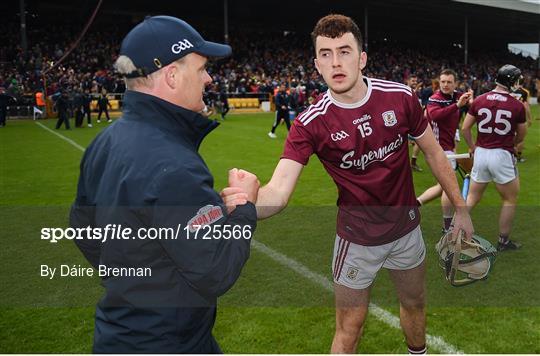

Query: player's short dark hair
left=311, top=14, right=363, bottom=53
left=440, top=69, right=458, bottom=80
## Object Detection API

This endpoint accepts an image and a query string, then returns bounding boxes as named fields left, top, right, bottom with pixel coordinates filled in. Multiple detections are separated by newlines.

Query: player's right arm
left=461, top=113, right=476, bottom=153
left=256, top=159, right=304, bottom=219
left=426, top=92, right=470, bottom=122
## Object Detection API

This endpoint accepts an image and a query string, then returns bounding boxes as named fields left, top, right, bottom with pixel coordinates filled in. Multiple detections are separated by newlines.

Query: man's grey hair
left=114, top=55, right=187, bottom=90
left=114, top=55, right=160, bottom=90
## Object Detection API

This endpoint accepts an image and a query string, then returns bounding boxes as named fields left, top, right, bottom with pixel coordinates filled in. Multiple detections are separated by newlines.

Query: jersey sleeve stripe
left=371, top=86, right=413, bottom=96
left=298, top=98, right=330, bottom=124
left=370, top=78, right=411, bottom=91
left=302, top=99, right=333, bottom=126
left=297, top=94, right=329, bottom=122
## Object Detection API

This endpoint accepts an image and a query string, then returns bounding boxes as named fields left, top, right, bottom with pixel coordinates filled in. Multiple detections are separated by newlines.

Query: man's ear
left=359, top=51, right=367, bottom=71
left=314, top=58, right=321, bottom=75
left=164, top=65, right=178, bottom=89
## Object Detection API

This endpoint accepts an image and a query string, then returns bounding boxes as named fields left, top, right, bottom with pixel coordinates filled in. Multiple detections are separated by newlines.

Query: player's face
left=408, top=77, right=418, bottom=89
left=439, top=74, right=457, bottom=95
left=173, top=53, right=212, bottom=112
left=314, top=33, right=366, bottom=96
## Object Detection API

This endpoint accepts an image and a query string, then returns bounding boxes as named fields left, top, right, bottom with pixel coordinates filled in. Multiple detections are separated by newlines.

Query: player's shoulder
left=474, top=91, right=489, bottom=101
left=295, top=91, right=332, bottom=127
left=369, top=77, right=413, bottom=97
left=476, top=91, right=521, bottom=106
left=427, top=90, right=448, bottom=102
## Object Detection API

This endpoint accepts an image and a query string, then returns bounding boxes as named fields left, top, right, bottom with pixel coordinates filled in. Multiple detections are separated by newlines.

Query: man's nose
left=332, top=53, right=341, bottom=67
left=204, top=71, right=212, bottom=85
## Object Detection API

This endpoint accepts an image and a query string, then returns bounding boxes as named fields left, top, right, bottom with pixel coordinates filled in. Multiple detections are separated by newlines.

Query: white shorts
left=471, top=147, right=518, bottom=184
left=332, top=225, right=426, bottom=290
left=445, top=150, right=457, bottom=170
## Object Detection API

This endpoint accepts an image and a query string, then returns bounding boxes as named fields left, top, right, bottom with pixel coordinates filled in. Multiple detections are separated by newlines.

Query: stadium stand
left=0, top=5, right=538, bottom=118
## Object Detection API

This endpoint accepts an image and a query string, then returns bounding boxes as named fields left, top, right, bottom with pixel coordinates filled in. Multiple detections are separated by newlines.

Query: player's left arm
left=416, top=127, right=474, bottom=240
left=515, top=122, right=527, bottom=146
left=523, top=102, right=532, bottom=127
left=514, top=102, right=528, bottom=145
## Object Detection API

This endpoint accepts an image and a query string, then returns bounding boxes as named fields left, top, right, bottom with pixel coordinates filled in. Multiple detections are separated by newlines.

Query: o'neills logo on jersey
left=339, top=134, right=404, bottom=170
left=487, top=93, right=508, bottom=102
left=352, top=114, right=371, bottom=125
left=171, top=39, right=194, bottom=54
left=187, top=205, right=224, bottom=232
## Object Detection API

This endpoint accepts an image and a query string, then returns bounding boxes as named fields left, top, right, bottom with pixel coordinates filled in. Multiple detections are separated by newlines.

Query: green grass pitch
left=0, top=105, right=538, bottom=353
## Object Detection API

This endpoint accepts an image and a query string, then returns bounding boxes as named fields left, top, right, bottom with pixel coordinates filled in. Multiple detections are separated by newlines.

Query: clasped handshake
left=220, top=168, right=260, bottom=213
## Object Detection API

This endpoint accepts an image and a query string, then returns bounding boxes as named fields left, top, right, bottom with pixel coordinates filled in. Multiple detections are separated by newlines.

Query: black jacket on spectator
left=275, top=91, right=290, bottom=112
left=83, top=93, right=92, bottom=111
left=55, top=94, right=71, bottom=113
left=97, top=95, right=110, bottom=109
left=289, top=91, right=300, bottom=112
left=69, top=90, right=256, bottom=353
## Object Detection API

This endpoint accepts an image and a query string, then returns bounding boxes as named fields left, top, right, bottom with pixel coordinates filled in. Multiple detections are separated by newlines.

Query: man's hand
left=220, top=187, right=248, bottom=215
left=228, top=168, right=260, bottom=204
left=452, top=208, right=474, bottom=241
left=457, top=90, right=473, bottom=108
left=468, top=145, right=476, bottom=158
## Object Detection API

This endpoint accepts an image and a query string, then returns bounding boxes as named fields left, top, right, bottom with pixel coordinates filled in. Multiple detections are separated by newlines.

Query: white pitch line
left=252, top=240, right=463, bottom=354
left=36, top=122, right=463, bottom=354
left=35, top=121, right=86, bottom=152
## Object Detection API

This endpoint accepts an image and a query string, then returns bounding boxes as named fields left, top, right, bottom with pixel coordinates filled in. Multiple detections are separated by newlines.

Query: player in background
left=462, top=64, right=527, bottom=251
left=417, top=69, right=473, bottom=233
left=268, top=83, right=291, bottom=138
left=510, top=75, right=533, bottom=162
left=407, top=75, right=424, bottom=172
left=235, top=14, right=474, bottom=354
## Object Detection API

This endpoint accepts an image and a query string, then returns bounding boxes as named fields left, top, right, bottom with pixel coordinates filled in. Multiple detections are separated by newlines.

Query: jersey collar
left=327, top=77, right=372, bottom=109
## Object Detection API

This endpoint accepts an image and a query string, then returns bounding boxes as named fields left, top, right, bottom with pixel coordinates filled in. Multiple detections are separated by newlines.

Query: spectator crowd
left=1, top=19, right=538, bottom=109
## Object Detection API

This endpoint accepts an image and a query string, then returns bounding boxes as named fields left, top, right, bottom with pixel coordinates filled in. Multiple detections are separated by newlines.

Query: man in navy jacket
left=70, top=16, right=259, bottom=353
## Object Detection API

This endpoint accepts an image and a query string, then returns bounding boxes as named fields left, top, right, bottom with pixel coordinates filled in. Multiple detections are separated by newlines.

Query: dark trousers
left=220, top=103, right=229, bottom=119
left=75, top=108, right=84, bottom=127
left=84, top=106, right=92, bottom=124
left=97, top=107, right=110, bottom=121
left=270, top=110, right=291, bottom=133
left=55, top=111, right=70, bottom=129
left=0, top=107, right=6, bottom=126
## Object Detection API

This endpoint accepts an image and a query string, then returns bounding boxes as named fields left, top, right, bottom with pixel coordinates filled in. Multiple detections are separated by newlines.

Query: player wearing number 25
left=461, top=64, right=527, bottom=252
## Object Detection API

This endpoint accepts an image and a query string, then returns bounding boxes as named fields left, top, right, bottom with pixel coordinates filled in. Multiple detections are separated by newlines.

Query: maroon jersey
left=469, top=91, right=526, bottom=153
left=282, top=77, right=428, bottom=246
left=425, top=90, right=463, bottom=151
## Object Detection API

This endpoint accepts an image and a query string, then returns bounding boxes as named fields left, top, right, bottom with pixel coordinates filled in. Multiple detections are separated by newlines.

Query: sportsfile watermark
left=41, top=224, right=253, bottom=243
left=1, top=205, right=538, bottom=308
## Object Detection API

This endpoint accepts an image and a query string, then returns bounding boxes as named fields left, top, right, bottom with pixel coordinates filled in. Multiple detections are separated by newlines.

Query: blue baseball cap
left=119, top=15, right=232, bottom=78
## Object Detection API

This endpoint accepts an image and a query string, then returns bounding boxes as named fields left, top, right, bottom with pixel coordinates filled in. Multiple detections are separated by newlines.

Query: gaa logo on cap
left=171, top=39, right=194, bottom=54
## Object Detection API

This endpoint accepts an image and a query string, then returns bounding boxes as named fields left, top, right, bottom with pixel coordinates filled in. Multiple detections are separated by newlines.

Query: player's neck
left=329, top=76, right=368, bottom=104
left=493, top=85, right=509, bottom=94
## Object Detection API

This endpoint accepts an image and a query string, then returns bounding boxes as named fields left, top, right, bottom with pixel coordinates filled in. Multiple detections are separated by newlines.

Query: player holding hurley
left=462, top=64, right=527, bottom=251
